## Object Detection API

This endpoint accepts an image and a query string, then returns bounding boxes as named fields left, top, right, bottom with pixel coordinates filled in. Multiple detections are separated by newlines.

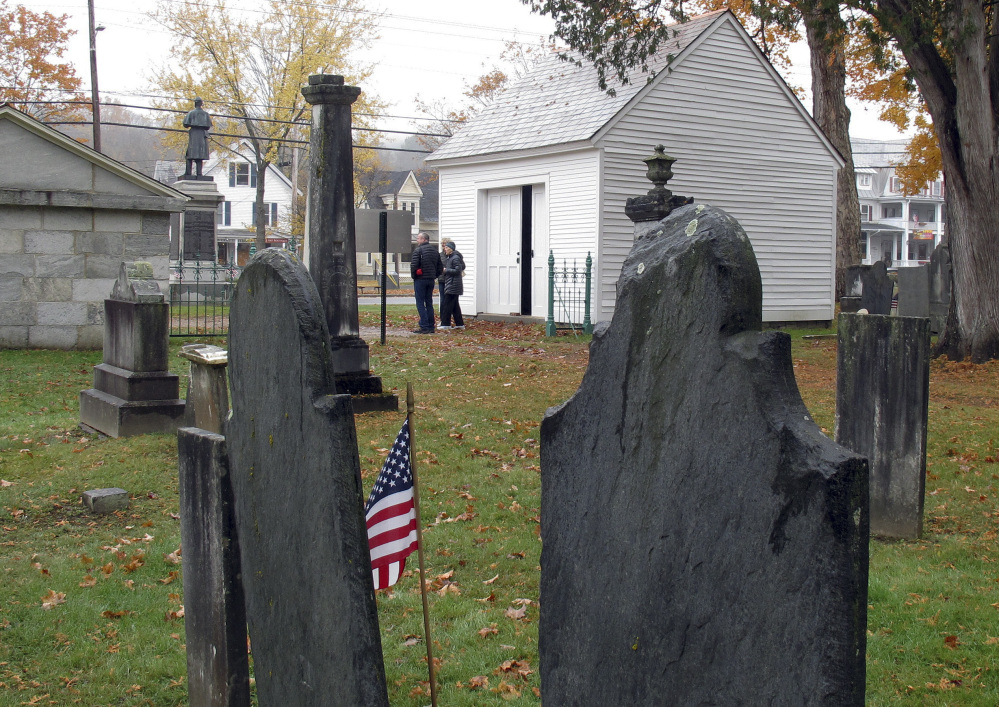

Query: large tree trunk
left=254, top=157, right=268, bottom=253
left=802, top=3, right=862, bottom=301
left=884, top=0, right=999, bottom=360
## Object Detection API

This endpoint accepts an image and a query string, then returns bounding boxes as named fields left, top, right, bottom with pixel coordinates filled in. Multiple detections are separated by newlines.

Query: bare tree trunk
left=802, top=3, right=862, bottom=301
left=254, top=157, right=268, bottom=253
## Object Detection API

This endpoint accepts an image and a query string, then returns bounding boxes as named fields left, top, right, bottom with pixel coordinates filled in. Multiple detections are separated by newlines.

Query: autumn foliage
left=0, top=0, right=84, bottom=122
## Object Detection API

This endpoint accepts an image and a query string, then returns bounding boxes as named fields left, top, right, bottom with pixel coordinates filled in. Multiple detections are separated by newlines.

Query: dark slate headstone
left=540, top=204, right=869, bottom=705
left=861, top=261, right=893, bottom=314
left=836, top=314, right=929, bottom=539
left=896, top=266, right=930, bottom=319
left=177, top=428, right=250, bottom=707
left=225, top=248, right=388, bottom=706
left=928, top=240, right=952, bottom=336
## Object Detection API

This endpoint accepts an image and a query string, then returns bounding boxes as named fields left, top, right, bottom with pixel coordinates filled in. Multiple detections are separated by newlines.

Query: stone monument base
left=840, top=296, right=862, bottom=313
left=335, top=370, right=398, bottom=413
left=80, top=387, right=186, bottom=438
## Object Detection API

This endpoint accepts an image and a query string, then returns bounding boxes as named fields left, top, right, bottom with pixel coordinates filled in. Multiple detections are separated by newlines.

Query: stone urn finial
left=625, top=145, right=694, bottom=223
left=643, top=145, right=678, bottom=197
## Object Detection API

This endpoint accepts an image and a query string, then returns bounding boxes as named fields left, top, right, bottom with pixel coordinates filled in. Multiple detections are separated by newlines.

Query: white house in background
left=357, top=169, right=440, bottom=281
left=852, top=138, right=945, bottom=268
left=426, top=9, right=844, bottom=323
left=154, top=142, right=296, bottom=266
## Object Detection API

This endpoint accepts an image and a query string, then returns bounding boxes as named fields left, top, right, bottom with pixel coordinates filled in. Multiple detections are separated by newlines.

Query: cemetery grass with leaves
left=1, top=310, right=998, bottom=705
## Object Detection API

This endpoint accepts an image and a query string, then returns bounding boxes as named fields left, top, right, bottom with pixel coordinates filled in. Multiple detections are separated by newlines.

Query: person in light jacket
left=438, top=239, right=465, bottom=330
left=410, top=232, right=443, bottom=333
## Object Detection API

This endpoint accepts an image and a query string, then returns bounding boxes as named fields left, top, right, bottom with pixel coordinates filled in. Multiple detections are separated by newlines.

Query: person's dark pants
left=414, top=278, right=436, bottom=331
left=441, top=293, right=464, bottom=327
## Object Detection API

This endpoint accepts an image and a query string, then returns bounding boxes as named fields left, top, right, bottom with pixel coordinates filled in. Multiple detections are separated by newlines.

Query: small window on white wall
left=860, top=204, right=872, bottom=221
left=858, top=174, right=872, bottom=187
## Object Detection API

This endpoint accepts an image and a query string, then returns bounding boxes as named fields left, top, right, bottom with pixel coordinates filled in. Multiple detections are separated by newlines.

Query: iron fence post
left=584, top=251, right=593, bottom=334
left=546, top=250, right=556, bottom=336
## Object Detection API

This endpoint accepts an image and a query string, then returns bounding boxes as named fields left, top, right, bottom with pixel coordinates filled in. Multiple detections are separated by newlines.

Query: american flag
left=365, top=418, right=419, bottom=590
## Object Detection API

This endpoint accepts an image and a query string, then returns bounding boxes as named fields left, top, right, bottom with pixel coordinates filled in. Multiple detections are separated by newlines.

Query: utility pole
left=87, top=0, right=103, bottom=152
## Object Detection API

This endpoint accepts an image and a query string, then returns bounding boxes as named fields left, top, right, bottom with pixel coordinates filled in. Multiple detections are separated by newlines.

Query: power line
left=2, top=88, right=464, bottom=123
left=46, top=120, right=432, bottom=152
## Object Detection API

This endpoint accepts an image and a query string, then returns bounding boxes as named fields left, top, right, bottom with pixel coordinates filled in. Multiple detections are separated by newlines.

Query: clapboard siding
left=597, top=20, right=838, bottom=321
left=430, top=11, right=841, bottom=323
left=436, top=150, right=600, bottom=316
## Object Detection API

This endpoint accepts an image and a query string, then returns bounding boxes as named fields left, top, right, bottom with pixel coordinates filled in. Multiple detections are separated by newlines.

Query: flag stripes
left=365, top=418, right=418, bottom=590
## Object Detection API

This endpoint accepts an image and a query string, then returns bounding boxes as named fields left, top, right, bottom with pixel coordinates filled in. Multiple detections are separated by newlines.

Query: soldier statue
left=182, top=97, right=212, bottom=180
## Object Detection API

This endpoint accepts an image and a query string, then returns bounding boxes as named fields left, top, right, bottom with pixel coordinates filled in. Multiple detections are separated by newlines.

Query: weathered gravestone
left=180, top=343, right=229, bottom=434
left=540, top=204, right=869, bottom=705
left=79, top=262, right=185, bottom=437
left=841, top=264, right=866, bottom=313
left=177, top=429, right=250, bottom=707
left=896, top=266, right=930, bottom=319
left=224, top=248, right=388, bottom=706
left=301, top=74, right=396, bottom=412
left=861, top=261, right=893, bottom=315
left=928, top=239, right=952, bottom=335
left=836, top=314, right=929, bottom=539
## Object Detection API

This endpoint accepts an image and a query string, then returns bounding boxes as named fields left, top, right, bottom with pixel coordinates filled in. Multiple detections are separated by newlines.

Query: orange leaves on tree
left=0, top=0, right=84, bottom=121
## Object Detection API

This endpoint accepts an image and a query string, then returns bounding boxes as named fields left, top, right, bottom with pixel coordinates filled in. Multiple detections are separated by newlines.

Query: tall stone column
left=301, top=74, right=396, bottom=412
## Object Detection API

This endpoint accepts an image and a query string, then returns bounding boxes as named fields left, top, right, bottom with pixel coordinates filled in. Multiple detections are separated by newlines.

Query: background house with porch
left=852, top=137, right=945, bottom=268
left=426, top=10, right=844, bottom=324
left=0, top=105, right=187, bottom=349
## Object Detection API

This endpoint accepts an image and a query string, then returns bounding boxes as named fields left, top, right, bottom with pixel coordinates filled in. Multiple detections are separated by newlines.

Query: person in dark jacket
left=438, top=239, right=465, bottom=330
left=410, top=232, right=443, bottom=333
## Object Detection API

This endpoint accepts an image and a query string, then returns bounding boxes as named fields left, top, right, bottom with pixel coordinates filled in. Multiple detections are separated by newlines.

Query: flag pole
left=407, top=381, right=438, bottom=707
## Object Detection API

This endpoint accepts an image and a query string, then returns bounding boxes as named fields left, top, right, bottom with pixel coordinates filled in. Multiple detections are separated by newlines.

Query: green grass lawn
left=1, top=321, right=998, bottom=705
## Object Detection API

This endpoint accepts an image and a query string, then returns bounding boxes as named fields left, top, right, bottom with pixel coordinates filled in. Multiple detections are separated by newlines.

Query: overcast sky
left=27, top=0, right=907, bottom=142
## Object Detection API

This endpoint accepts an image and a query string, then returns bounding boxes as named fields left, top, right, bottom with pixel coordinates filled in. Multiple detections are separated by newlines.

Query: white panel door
left=530, top=185, right=549, bottom=317
left=486, top=188, right=522, bottom=314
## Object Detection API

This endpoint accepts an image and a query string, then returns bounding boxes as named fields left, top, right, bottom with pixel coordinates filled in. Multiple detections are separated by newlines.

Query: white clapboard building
left=426, top=10, right=844, bottom=323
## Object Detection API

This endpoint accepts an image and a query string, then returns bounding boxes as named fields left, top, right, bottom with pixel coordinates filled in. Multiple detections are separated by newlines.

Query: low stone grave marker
left=540, top=203, right=869, bottom=704
left=79, top=262, right=185, bottom=437
left=836, top=313, right=929, bottom=539
left=224, top=248, right=388, bottom=705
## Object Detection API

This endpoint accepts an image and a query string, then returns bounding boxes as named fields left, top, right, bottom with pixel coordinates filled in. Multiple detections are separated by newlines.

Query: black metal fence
left=546, top=251, right=593, bottom=336
left=169, top=259, right=241, bottom=337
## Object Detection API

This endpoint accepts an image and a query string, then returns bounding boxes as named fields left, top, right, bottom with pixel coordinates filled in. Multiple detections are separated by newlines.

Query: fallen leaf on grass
left=468, top=675, right=489, bottom=689
left=102, top=610, right=134, bottom=619
left=944, top=635, right=960, bottom=649
left=504, top=606, right=527, bottom=621
left=163, top=548, right=182, bottom=565
left=478, top=625, right=499, bottom=637
left=402, top=635, right=421, bottom=647
left=40, top=590, right=66, bottom=610
left=159, top=571, right=179, bottom=585
left=0, top=479, right=12, bottom=487
left=165, top=606, right=185, bottom=621
left=495, top=659, right=533, bottom=680
left=79, top=575, right=97, bottom=588
left=483, top=574, right=499, bottom=585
